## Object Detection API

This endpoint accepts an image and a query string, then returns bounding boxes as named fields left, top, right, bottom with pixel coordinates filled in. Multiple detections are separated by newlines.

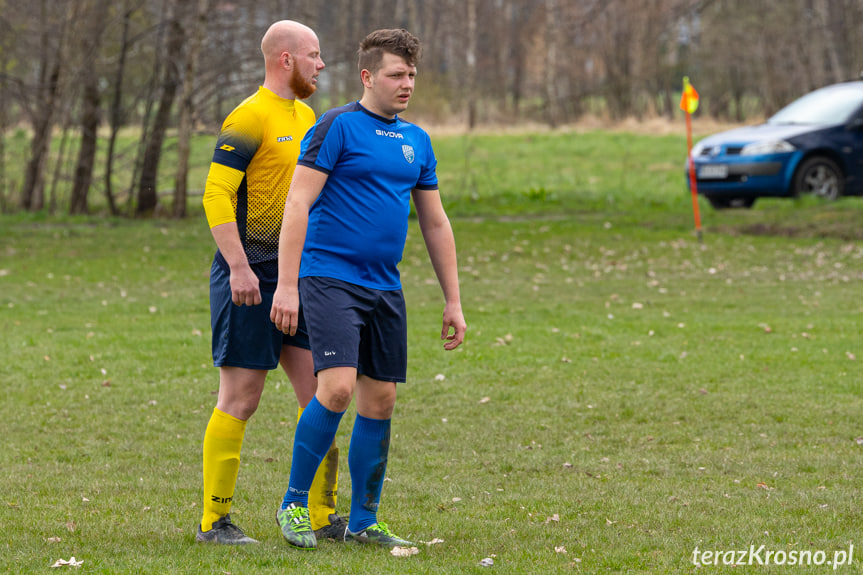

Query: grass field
left=2, top=129, right=863, bottom=573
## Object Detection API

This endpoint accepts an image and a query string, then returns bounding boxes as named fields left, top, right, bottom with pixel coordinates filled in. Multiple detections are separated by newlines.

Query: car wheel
left=792, top=156, right=844, bottom=200
left=707, top=197, right=755, bottom=209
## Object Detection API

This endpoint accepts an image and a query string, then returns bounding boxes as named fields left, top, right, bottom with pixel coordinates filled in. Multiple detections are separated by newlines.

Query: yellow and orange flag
left=681, top=76, right=702, bottom=242
left=680, top=76, right=699, bottom=114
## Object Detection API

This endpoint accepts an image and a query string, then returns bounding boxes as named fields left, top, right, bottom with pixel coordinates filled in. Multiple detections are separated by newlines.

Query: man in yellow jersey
left=197, top=20, right=344, bottom=545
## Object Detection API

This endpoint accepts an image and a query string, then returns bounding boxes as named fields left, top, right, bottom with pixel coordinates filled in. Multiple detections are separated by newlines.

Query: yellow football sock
left=298, top=405, right=340, bottom=531
left=201, top=407, right=247, bottom=532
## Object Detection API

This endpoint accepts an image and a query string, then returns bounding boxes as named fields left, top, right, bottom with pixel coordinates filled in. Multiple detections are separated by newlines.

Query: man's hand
left=270, top=285, right=300, bottom=335
left=230, top=264, right=261, bottom=306
left=441, top=303, right=466, bottom=350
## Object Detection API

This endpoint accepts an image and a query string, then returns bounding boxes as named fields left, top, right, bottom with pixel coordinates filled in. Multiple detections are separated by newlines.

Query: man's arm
left=411, top=188, right=466, bottom=350
left=270, top=165, right=329, bottom=335
left=203, top=163, right=261, bottom=306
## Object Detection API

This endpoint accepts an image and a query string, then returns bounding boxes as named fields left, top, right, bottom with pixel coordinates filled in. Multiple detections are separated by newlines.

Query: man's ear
left=361, top=69, right=373, bottom=88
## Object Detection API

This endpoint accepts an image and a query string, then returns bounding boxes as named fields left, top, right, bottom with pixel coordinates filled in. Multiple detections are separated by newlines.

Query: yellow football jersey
left=203, top=87, right=315, bottom=264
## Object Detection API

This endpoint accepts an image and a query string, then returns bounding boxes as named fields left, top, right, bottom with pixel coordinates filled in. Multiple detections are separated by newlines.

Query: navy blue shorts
left=299, top=276, right=407, bottom=383
left=210, top=252, right=310, bottom=370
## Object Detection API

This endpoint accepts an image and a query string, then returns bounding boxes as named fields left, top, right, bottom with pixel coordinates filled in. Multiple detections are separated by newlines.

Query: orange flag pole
left=681, top=77, right=703, bottom=243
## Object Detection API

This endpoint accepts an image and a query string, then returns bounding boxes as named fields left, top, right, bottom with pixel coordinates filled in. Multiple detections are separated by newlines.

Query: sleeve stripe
left=300, top=102, right=358, bottom=166
left=212, top=148, right=251, bottom=172
left=297, top=159, right=331, bottom=174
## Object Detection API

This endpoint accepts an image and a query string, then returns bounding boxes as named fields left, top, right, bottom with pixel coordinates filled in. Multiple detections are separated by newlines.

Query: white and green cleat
left=344, top=522, right=414, bottom=547
left=277, top=503, right=317, bottom=550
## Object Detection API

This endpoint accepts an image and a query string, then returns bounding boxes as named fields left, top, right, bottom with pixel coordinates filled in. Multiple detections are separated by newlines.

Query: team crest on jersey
left=402, top=144, right=415, bottom=163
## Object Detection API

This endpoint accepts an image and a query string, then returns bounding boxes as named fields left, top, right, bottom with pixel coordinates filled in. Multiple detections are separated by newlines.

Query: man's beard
left=290, top=66, right=316, bottom=99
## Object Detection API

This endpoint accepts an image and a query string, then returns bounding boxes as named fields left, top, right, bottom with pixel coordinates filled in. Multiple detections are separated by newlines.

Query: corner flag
left=681, top=76, right=702, bottom=243
left=680, top=76, right=699, bottom=114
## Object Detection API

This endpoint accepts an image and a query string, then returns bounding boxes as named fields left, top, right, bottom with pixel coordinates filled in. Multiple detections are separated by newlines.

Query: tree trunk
left=173, top=0, right=210, bottom=219
left=20, top=56, right=61, bottom=211
left=19, top=0, right=78, bottom=211
left=19, top=65, right=58, bottom=211
left=104, top=0, right=135, bottom=217
left=466, top=0, right=477, bottom=129
left=48, top=120, right=74, bottom=215
left=820, top=0, right=845, bottom=83
left=70, top=75, right=100, bottom=215
left=0, top=26, right=8, bottom=213
left=136, top=2, right=185, bottom=217
left=544, top=0, right=561, bottom=128
left=129, top=0, right=170, bottom=216
left=70, top=0, right=110, bottom=215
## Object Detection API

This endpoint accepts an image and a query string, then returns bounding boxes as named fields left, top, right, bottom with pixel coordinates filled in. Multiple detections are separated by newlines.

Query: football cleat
left=277, top=503, right=317, bottom=549
left=313, top=513, right=349, bottom=541
left=344, top=522, right=414, bottom=547
left=196, top=514, right=258, bottom=545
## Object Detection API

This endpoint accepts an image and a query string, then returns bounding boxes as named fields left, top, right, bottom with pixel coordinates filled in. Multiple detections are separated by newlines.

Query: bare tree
left=19, top=0, right=78, bottom=211
left=47, top=108, right=79, bottom=215
left=70, top=0, right=111, bottom=215
left=102, top=0, right=141, bottom=216
left=0, top=0, right=11, bottom=213
left=173, top=0, right=211, bottom=218
left=543, top=0, right=563, bottom=127
left=598, top=0, right=636, bottom=120
left=466, top=0, right=478, bottom=129
left=503, top=0, right=531, bottom=119
left=697, top=0, right=755, bottom=121
left=136, top=0, right=185, bottom=216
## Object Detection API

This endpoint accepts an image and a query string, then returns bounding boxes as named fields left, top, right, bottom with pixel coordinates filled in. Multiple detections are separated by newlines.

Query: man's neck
left=262, top=78, right=295, bottom=101
left=359, top=97, right=394, bottom=120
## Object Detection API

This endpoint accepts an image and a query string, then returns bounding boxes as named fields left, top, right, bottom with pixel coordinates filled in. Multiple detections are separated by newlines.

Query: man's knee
left=316, top=385, right=353, bottom=412
left=316, top=368, right=357, bottom=412
left=216, top=367, right=267, bottom=420
left=356, top=377, right=397, bottom=419
left=220, top=398, right=260, bottom=421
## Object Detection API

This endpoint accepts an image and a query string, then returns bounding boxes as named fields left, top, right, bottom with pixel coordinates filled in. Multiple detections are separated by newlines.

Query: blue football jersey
left=297, top=102, right=438, bottom=290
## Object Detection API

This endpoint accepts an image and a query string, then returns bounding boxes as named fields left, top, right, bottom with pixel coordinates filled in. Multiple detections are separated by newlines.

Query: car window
left=768, top=85, right=863, bottom=126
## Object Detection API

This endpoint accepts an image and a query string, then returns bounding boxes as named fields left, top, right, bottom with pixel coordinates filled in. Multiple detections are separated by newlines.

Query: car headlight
left=740, top=140, right=796, bottom=155
left=690, top=142, right=705, bottom=157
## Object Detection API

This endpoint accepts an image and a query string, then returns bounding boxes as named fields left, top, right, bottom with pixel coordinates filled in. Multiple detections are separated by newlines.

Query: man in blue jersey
left=270, top=28, right=466, bottom=550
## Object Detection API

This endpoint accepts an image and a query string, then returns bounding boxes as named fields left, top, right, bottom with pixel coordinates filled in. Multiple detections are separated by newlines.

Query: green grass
left=3, top=129, right=863, bottom=573
left=1, top=128, right=702, bottom=217
left=433, top=130, right=687, bottom=216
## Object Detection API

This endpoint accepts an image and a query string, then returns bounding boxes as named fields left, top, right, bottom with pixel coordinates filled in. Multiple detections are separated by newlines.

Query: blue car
left=686, top=81, right=863, bottom=209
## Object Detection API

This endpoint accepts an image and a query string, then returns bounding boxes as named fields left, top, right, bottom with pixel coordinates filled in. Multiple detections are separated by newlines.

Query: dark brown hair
left=357, top=29, right=421, bottom=74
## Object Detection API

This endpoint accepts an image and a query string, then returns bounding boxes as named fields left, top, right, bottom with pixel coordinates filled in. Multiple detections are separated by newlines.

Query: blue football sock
left=348, top=414, right=391, bottom=533
left=282, top=396, right=344, bottom=509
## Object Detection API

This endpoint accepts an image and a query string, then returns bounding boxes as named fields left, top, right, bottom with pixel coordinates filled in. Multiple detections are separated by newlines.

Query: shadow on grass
left=704, top=196, right=863, bottom=241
